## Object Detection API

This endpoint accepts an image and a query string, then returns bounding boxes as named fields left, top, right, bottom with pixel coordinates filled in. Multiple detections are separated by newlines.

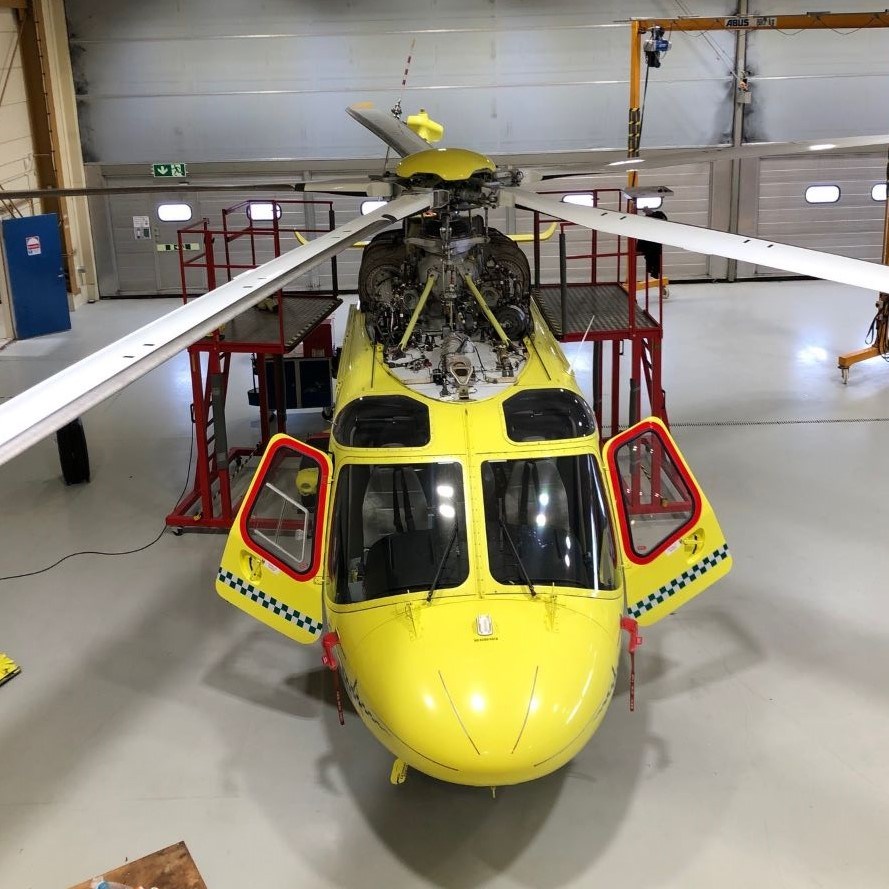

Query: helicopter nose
left=344, top=598, right=621, bottom=786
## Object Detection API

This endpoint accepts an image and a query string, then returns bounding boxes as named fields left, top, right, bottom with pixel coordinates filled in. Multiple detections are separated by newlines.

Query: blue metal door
left=2, top=213, right=71, bottom=339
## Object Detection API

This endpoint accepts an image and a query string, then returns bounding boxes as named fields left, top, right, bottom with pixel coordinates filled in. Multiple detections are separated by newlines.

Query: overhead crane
left=625, top=10, right=889, bottom=383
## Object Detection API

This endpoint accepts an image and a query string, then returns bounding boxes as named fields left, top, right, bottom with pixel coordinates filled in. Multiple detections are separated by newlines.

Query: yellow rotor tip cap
left=406, top=109, right=444, bottom=143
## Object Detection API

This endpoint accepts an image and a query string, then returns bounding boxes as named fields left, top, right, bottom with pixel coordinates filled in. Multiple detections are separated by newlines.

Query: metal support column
left=559, top=229, right=568, bottom=337
left=16, top=1, right=77, bottom=293
left=726, top=0, right=749, bottom=282
left=273, top=353, right=287, bottom=434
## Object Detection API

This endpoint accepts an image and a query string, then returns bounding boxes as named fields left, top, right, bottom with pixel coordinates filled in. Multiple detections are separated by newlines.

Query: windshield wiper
left=498, top=517, right=537, bottom=597
left=427, top=520, right=459, bottom=603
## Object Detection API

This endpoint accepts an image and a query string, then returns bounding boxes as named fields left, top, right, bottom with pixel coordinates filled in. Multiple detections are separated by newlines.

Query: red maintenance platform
left=166, top=199, right=341, bottom=531
left=527, top=187, right=667, bottom=438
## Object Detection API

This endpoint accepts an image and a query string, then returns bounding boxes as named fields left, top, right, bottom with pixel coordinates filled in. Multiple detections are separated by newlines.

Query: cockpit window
left=503, top=389, right=596, bottom=442
left=332, top=396, right=430, bottom=448
left=329, top=461, right=469, bottom=603
left=482, top=454, right=618, bottom=593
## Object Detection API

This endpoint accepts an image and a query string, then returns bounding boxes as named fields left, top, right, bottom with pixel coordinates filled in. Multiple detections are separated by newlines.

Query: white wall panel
left=752, top=152, right=887, bottom=276
left=66, top=0, right=735, bottom=163
left=744, top=0, right=889, bottom=142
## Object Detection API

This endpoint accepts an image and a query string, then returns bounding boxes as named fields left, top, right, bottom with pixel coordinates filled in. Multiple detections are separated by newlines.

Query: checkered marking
left=217, top=568, right=322, bottom=636
left=628, top=544, right=730, bottom=618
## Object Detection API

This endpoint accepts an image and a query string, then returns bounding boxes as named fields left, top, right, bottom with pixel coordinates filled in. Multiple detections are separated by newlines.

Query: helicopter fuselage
left=216, top=165, right=731, bottom=788
left=324, top=298, right=624, bottom=786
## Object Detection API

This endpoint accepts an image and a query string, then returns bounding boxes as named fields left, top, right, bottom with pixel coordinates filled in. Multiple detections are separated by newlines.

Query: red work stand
left=166, top=198, right=342, bottom=532
left=528, top=188, right=668, bottom=438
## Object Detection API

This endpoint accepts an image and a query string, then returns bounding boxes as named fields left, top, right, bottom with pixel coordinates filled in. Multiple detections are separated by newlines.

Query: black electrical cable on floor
left=0, top=422, right=195, bottom=582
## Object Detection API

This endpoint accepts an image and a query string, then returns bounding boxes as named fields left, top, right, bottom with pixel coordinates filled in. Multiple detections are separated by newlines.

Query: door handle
left=681, top=530, right=704, bottom=558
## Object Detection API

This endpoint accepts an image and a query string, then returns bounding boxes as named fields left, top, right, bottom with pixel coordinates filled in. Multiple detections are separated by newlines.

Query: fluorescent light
left=808, top=143, right=836, bottom=151
left=608, top=158, right=646, bottom=167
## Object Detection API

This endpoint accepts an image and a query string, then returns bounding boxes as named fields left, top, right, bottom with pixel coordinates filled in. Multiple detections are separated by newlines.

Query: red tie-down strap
left=321, top=632, right=345, bottom=726
left=620, top=617, right=644, bottom=712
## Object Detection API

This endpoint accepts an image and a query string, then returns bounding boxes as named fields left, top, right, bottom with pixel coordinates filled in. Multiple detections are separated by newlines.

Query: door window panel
left=610, top=429, right=697, bottom=560
left=156, top=203, right=192, bottom=222
left=244, top=445, right=326, bottom=577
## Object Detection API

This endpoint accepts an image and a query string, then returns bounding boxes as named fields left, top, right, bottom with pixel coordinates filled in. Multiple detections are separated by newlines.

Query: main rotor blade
left=539, top=133, right=889, bottom=181
left=509, top=187, right=889, bottom=294
left=347, top=102, right=430, bottom=158
left=0, top=192, right=432, bottom=467
left=296, top=177, right=391, bottom=197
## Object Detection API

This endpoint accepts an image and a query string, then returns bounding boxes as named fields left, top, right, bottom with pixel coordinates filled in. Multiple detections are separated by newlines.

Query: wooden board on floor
left=68, top=841, right=207, bottom=889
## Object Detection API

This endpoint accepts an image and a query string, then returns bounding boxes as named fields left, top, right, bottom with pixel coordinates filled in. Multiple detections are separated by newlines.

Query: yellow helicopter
left=217, top=106, right=734, bottom=789
left=4, top=103, right=889, bottom=789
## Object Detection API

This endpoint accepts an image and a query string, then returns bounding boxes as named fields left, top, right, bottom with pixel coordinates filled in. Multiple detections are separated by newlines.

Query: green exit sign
left=151, top=162, right=187, bottom=178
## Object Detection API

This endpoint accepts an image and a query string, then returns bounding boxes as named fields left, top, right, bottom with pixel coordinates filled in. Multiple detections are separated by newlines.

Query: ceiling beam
left=632, top=12, right=889, bottom=32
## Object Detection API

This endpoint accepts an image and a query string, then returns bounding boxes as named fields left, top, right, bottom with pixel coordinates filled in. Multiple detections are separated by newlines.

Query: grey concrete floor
left=2, top=281, right=889, bottom=888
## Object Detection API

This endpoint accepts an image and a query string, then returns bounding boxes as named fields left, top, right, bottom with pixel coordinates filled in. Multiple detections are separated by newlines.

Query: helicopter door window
left=503, top=388, right=596, bottom=441
left=243, top=444, right=326, bottom=577
left=330, top=462, right=469, bottom=603
left=609, top=427, right=698, bottom=561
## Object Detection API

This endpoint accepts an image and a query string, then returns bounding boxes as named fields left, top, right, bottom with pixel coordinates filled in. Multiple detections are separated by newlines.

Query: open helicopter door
left=602, top=418, right=731, bottom=627
left=216, top=434, right=332, bottom=643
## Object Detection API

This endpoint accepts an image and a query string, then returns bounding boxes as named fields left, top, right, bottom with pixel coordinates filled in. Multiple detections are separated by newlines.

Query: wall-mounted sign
left=25, top=235, right=41, bottom=256
left=133, top=215, right=151, bottom=240
left=151, top=163, right=188, bottom=178
left=156, top=242, right=201, bottom=252
left=724, top=16, right=777, bottom=28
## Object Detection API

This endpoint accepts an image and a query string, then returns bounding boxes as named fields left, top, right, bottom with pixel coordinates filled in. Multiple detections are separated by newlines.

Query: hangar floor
left=2, top=280, right=889, bottom=889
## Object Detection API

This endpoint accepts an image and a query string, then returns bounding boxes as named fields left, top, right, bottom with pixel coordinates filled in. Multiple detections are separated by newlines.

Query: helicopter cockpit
left=481, top=454, right=619, bottom=596
left=329, top=460, right=470, bottom=603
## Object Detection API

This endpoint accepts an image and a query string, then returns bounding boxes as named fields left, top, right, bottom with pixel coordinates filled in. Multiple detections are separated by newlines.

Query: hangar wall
left=62, top=0, right=889, bottom=296
left=66, top=0, right=736, bottom=162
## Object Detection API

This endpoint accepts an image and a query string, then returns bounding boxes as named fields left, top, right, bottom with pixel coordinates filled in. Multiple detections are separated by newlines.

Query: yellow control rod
left=463, top=274, right=511, bottom=344
left=398, top=273, right=438, bottom=351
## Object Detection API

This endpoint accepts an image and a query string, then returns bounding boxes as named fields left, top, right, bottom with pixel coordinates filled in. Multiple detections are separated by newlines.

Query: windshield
left=329, top=461, right=469, bottom=603
left=482, top=454, right=619, bottom=594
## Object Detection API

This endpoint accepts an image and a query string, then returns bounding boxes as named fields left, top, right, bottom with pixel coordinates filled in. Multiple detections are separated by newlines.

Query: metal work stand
left=530, top=188, right=668, bottom=438
left=166, top=200, right=342, bottom=531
